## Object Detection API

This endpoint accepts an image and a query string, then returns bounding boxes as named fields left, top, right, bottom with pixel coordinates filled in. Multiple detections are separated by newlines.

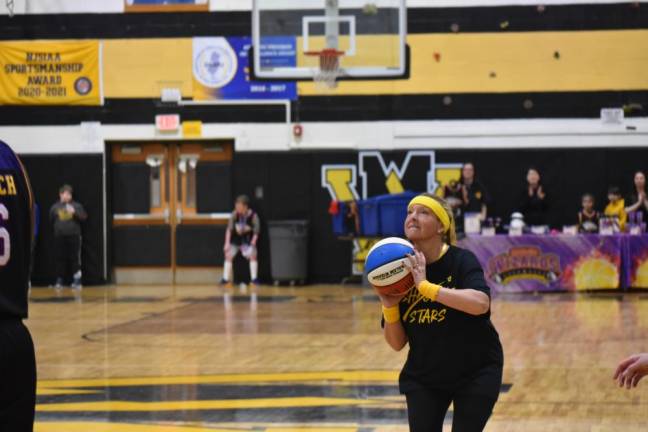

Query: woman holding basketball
left=375, top=193, right=503, bottom=432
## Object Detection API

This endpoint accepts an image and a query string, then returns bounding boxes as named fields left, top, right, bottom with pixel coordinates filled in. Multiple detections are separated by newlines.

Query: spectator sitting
left=577, top=193, right=600, bottom=233
left=604, top=186, right=627, bottom=232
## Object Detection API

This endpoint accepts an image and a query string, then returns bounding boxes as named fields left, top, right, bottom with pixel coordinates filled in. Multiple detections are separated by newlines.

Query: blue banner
left=193, top=36, right=297, bottom=101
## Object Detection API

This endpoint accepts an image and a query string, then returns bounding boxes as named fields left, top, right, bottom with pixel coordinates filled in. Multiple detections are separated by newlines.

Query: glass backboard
left=252, top=0, right=407, bottom=81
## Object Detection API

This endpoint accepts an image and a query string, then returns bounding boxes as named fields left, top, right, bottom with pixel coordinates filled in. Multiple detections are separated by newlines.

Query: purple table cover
left=459, top=235, right=623, bottom=293
left=623, top=235, right=648, bottom=289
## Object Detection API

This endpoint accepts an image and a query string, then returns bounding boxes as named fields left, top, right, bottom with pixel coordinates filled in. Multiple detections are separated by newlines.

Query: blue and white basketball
left=365, top=237, right=416, bottom=295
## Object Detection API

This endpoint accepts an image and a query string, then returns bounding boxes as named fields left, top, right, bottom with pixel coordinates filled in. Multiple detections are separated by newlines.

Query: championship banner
left=623, top=235, right=648, bottom=289
left=459, top=235, right=623, bottom=293
left=192, top=37, right=297, bottom=100
left=0, top=41, right=102, bottom=106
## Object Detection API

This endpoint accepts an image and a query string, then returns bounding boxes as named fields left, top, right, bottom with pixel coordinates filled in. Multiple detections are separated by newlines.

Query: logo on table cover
left=488, top=246, right=560, bottom=285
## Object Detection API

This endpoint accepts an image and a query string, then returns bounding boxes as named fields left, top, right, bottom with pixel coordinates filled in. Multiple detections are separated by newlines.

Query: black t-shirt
left=0, top=141, right=33, bottom=319
left=394, top=246, right=503, bottom=396
left=462, top=180, right=488, bottom=214
left=578, top=210, right=600, bottom=233
left=518, top=186, right=548, bottom=226
left=227, top=209, right=260, bottom=246
left=49, top=200, right=87, bottom=237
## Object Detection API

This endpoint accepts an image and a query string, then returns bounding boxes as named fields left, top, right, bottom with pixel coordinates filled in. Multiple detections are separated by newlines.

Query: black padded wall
left=21, top=155, right=106, bottom=285
left=196, top=162, right=231, bottom=213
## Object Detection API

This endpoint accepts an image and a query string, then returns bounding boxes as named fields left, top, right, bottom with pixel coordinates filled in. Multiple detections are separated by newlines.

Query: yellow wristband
left=382, top=305, right=401, bottom=324
left=417, top=280, right=441, bottom=301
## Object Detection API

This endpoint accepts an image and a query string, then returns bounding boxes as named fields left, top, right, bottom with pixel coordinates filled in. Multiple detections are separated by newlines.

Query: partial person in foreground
left=374, top=193, right=503, bottom=432
left=49, top=184, right=87, bottom=289
left=0, top=140, right=37, bottom=431
left=615, top=353, right=648, bottom=389
left=220, top=195, right=261, bottom=287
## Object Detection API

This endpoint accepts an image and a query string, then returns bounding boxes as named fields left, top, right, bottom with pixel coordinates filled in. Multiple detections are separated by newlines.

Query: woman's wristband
left=417, top=280, right=441, bottom=301
left=382, top=305, right=400, bottom=324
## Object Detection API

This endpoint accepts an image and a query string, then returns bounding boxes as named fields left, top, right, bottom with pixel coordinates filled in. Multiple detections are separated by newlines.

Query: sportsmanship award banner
left=193, top=37, right=297, bottom=100
left=460, top=235, right=623, bottom=293
left=0, top=41, right=102, bottom=105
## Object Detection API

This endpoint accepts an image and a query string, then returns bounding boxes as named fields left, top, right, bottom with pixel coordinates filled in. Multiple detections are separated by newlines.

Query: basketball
left=365, top=237, right=416, bottom=296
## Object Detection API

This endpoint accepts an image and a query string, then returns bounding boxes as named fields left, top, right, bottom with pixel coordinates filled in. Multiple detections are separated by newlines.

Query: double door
left=111, top=141, right=232, bottom=283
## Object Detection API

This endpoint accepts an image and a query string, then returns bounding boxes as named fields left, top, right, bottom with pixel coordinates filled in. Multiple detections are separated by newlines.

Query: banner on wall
left=460, top=235, right=622, bottom=293
left=0, top=40, right=102, bottom=106
left=192, top=37, right=297, bottom=100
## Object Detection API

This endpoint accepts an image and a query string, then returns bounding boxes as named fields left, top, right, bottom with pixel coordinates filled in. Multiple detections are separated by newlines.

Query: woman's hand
left=404, top=249, right=427, bottom=288
left=537, top=185, right=546, bottom=199
left=373, top=289, right=405, bottom=308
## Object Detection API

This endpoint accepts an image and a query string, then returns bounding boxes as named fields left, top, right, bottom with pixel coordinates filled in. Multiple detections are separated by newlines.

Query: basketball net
left=6, top=0, right=14, bottom=17
left=308, top=49, right=344, bottom=91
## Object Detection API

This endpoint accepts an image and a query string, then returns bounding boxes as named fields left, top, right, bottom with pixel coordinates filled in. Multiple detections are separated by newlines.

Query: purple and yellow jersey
left=0, top=140, right=33, bottom=319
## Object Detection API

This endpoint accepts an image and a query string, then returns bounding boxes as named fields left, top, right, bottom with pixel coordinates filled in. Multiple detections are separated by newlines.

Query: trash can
left=268, top=220, right=309, bottom=284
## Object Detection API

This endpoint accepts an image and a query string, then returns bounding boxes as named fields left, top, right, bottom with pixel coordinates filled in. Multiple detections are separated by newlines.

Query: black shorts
left=0, top=319, right=36, bottom=432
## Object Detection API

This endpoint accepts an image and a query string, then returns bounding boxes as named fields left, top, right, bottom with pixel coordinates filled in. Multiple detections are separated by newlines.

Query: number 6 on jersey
left=0, top=204, right=10, bottom=266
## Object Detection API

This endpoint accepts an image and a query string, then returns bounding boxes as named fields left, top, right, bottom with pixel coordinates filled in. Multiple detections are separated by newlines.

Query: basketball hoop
left=305, top=48, right=344, bottom=90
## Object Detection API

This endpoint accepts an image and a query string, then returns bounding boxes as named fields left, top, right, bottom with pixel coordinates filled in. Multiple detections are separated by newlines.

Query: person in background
left=517, top=167, right=548, bottom=226
left=604, top=186, right=627, bottom=232
left=458, top=163, right=489, bottom=233
left=577, top=193, right=600, bottom=233
left=220, top=195, right=260, bottom=287
left=625, top=171, right=648, bottom=224
left=49, top=184, right=87, bottom=289
left=0, top=140, right=37, bottom=431
left=442, top=178, right=464, bottom=230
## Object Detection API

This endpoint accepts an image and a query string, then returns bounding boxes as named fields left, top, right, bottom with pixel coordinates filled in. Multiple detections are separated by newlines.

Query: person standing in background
left=49, top=184, right=87, bottom=289
left=458, top=162, right=489, bottom=231
left=517, top=167, right=549, bottom=227
left=625, top=171, right=648, bottom=224
left=220, top=195, right=260, bottom=288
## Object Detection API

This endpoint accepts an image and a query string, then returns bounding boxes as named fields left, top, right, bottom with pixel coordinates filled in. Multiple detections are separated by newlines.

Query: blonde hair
left=419, top=193, right=457, bottom=245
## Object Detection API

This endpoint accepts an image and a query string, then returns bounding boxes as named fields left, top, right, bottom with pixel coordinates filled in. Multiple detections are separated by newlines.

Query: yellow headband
left=408, top=195, right=451, bottom=233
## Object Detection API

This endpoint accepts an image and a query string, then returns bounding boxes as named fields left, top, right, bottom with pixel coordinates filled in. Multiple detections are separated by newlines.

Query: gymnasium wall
left=236, top=148, right=648, bottom=283
left=1, top=2, right=647, bottom=283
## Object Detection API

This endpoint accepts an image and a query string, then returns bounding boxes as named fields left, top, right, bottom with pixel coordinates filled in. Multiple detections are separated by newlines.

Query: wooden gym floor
left=28, top=284, right=648, bottom=432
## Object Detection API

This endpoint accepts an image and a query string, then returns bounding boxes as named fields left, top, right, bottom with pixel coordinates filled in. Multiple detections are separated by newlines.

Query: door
left=111, top=141, right=233, bottom=284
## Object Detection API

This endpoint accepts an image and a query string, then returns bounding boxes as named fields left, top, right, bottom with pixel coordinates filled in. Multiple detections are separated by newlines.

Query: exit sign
left=156, top=114, right=180, bottom=132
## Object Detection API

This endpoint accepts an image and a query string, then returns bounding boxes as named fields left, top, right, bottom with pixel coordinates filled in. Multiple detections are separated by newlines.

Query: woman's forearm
left=625, top=200, right=642, bottom=213
left=436, top=288, right=490, bottom=316
left=383, top=322, right=408, bottom=351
